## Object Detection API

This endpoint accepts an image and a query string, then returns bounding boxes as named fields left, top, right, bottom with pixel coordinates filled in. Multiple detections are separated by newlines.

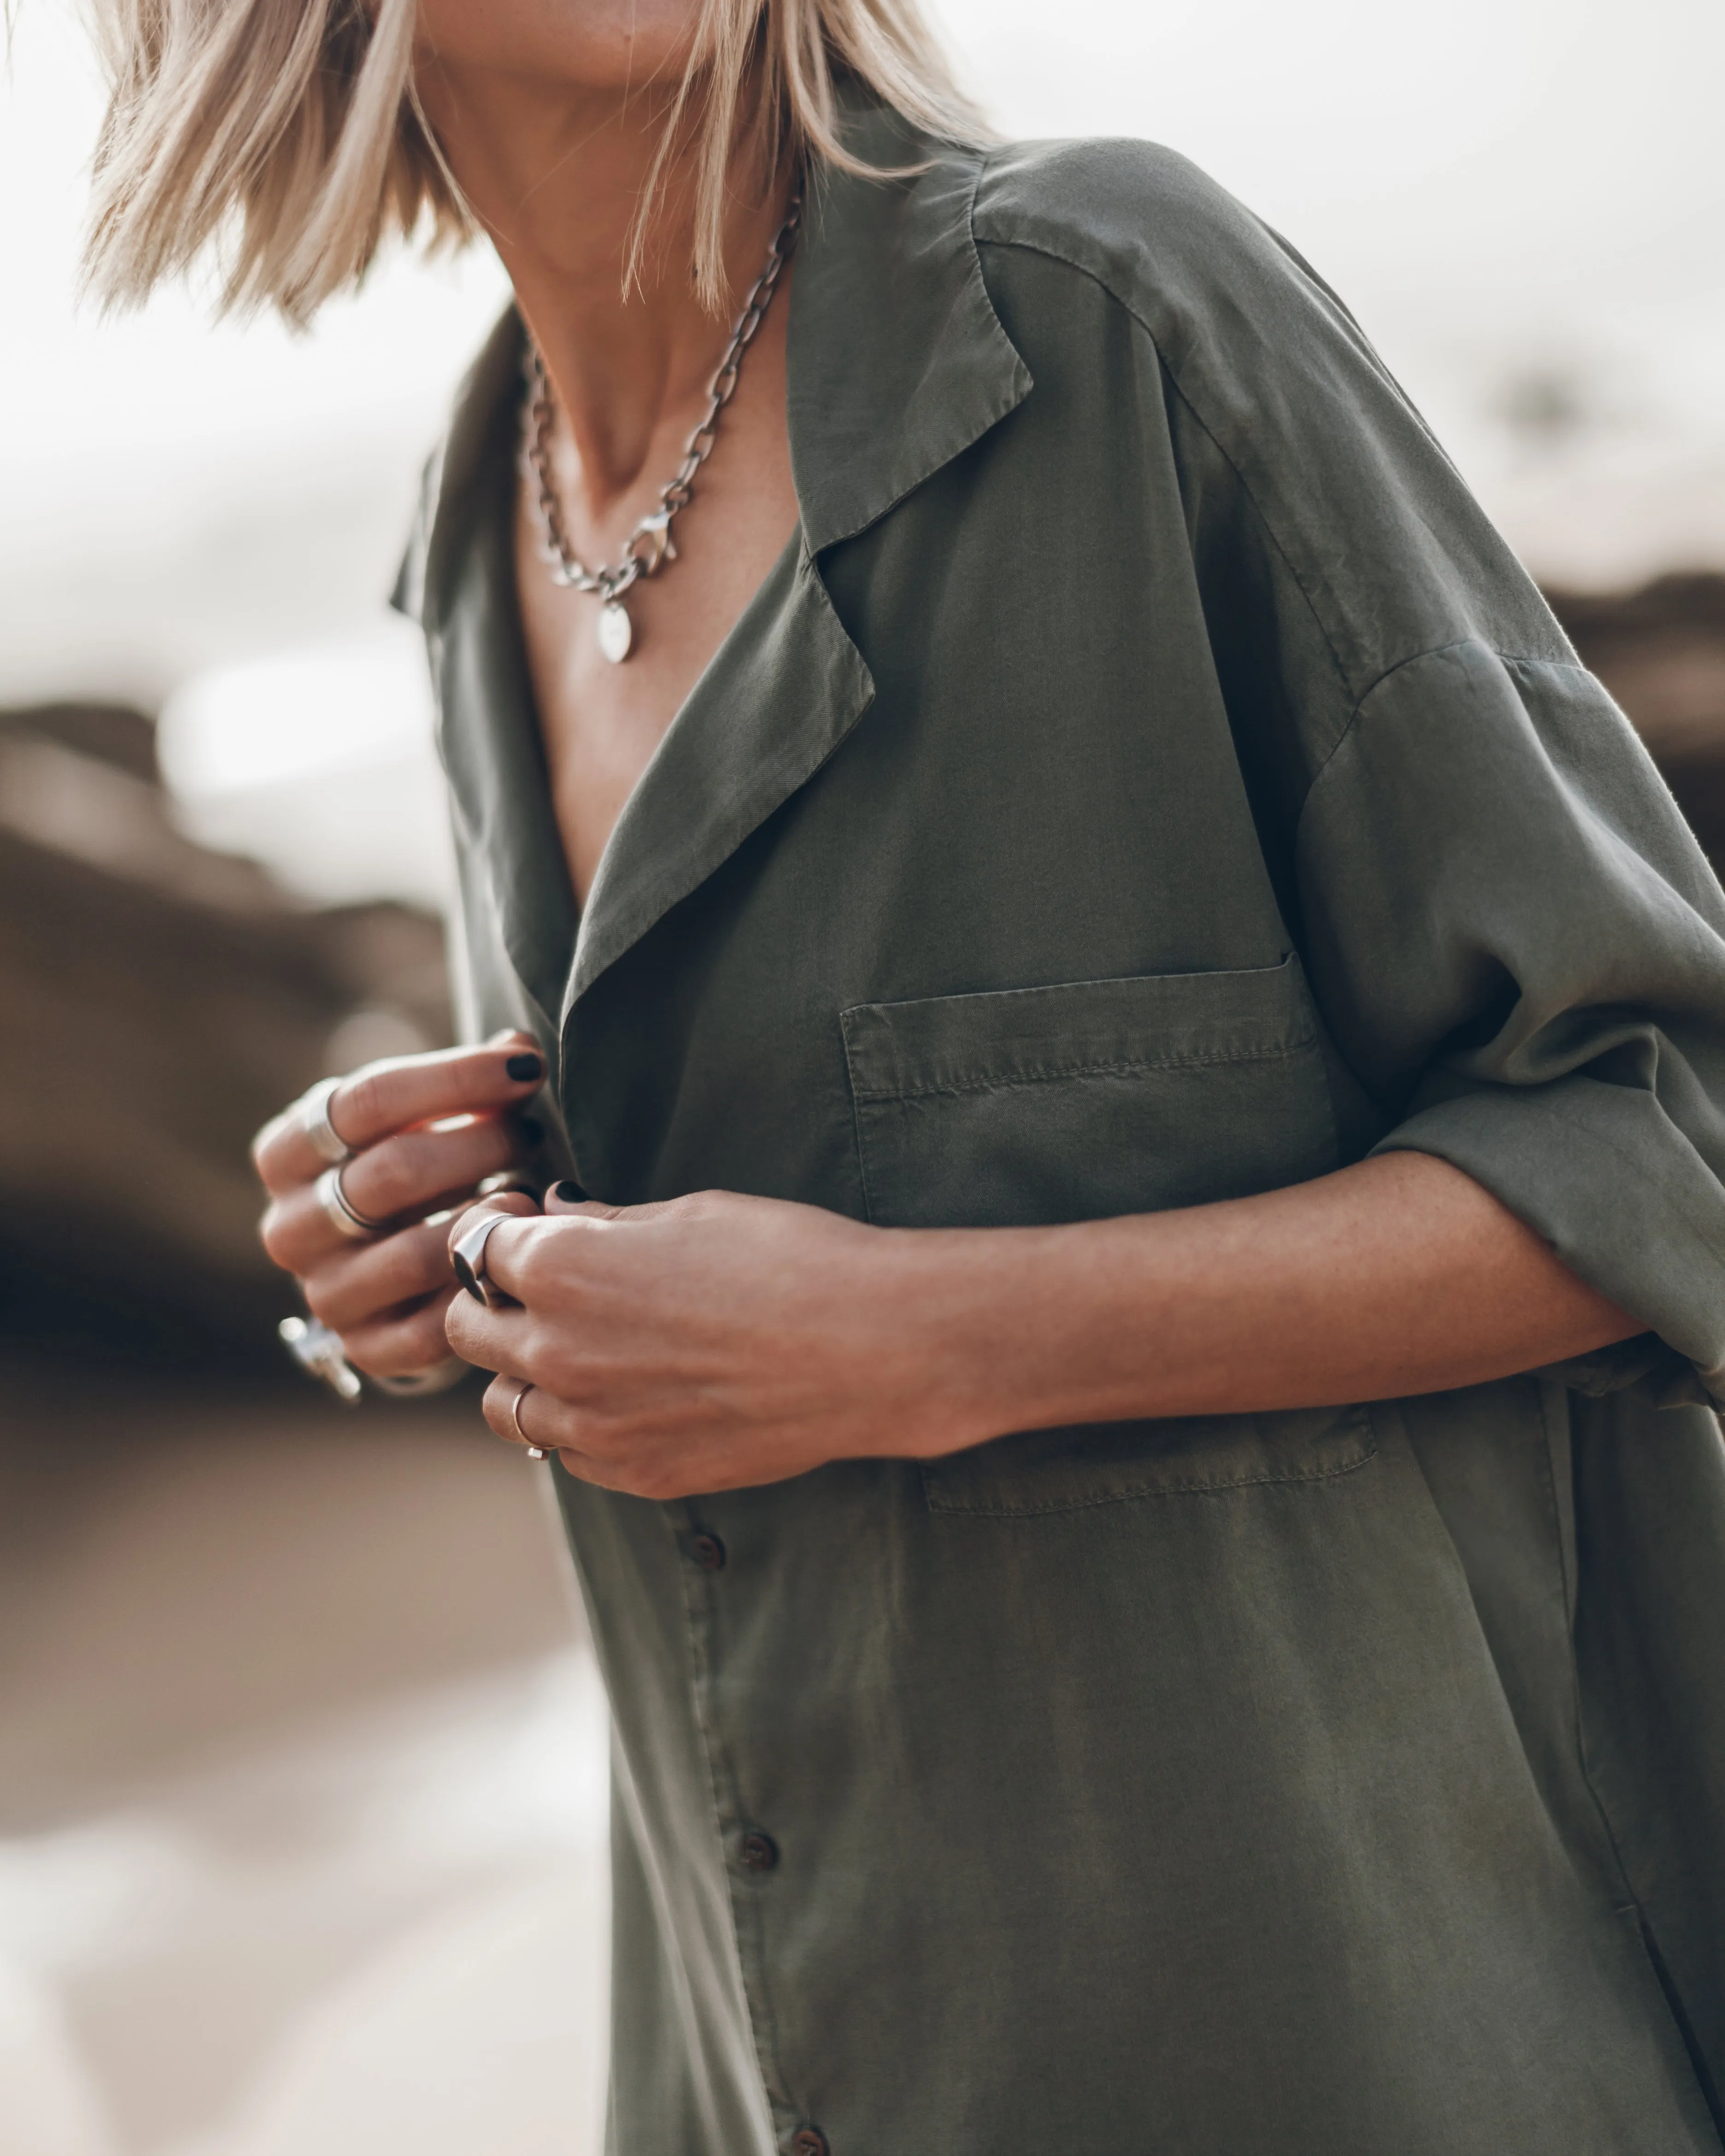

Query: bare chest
left=514, top=419, right=800, bottom=910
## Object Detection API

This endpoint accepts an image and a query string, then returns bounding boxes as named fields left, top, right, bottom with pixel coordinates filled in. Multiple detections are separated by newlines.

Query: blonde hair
left=84, top=0, right=991, bottom=325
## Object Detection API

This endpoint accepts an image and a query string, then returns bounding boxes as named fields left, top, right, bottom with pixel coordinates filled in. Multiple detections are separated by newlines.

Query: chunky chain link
left=521, top=193, right=803, bottom=604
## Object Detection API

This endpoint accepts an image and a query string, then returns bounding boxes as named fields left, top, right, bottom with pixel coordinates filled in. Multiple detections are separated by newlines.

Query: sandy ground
left=0, top=1363, right=611, bottom=2156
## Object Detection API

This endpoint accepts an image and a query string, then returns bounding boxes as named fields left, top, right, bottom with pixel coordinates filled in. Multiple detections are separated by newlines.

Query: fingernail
left=505, top=1052, right=543, bottom=1082
left=552, top=1178, right=587, bottom=1203
left=518, top=1115, right=544, bottom=1147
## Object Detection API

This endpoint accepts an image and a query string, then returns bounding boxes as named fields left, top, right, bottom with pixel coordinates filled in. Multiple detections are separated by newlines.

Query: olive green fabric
left=397, top=102, right=1725, bottom=2156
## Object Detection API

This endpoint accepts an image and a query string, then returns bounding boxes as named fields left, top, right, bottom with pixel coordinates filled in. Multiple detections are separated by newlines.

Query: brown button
left=792, top=2130, right=829, bottom=2156
left=690, top=1532, right=727, bottom=1571
left=739, top=1832, right=779, bottom=1873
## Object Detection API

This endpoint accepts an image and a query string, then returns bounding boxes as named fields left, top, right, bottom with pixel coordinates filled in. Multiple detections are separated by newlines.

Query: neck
left=413, top=57, right=792, bottom=512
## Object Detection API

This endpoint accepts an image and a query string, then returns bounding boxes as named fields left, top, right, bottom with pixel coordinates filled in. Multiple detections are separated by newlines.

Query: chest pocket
left=839, top=956, right=1374, bottom=1512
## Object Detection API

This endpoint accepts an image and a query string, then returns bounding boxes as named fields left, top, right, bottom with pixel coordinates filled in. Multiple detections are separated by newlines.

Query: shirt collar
left=786, top=97, right=1031, bottom=553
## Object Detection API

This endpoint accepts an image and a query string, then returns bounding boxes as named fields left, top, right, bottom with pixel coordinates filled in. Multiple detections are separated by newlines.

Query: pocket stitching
left=919, top=1408, right=1379, bottom=1517
left=850, top=1036, right=1320, bottom=1107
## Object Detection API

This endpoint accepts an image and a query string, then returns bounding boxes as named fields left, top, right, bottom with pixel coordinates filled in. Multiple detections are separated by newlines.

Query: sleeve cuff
left=1370, top=1072, right=1725, bottom=1411
left=1537, top=1336, right=1725, bottom=1411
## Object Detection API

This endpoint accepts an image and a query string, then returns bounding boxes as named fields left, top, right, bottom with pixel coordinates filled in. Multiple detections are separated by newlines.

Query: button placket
left=673, top=1500, right=804, bottom=2147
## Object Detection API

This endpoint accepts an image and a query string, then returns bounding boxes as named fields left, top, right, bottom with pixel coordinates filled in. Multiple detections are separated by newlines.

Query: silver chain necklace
left=520, top=193, right=802, bottom=665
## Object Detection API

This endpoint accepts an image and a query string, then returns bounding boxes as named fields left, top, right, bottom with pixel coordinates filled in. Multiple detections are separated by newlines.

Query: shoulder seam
left=977, top=228, right=1584, bottom=811
left=975, top=227, right=1358, bottom=769
left=1306, top=639, right=1596, bottom=804
left=1354, top=638, right=1590, bottom=718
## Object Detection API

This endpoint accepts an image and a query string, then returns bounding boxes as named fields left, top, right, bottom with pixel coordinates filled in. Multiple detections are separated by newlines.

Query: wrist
left=863, top=1220, right=1149, bottom=1458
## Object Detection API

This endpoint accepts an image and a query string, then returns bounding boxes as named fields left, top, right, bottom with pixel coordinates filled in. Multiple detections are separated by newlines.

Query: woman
left=91, top=2, right=1725, bottom=2150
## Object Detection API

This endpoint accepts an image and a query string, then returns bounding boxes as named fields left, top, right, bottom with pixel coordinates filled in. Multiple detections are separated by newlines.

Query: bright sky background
left=1, top=0, right=1720, bottom=898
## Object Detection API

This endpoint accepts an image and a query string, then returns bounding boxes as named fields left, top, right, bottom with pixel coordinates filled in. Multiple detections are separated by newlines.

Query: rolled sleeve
left=1296, top=640, right=1725, bottom=1402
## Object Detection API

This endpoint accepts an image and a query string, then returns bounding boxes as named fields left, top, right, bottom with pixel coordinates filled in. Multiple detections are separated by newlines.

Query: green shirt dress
left=395, top=100, right=1725, bottom=2156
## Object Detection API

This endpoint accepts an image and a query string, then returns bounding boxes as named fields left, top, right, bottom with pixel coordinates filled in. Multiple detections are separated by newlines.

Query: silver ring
left=451, top=1208, right=521, bottom=1308
left=373, top=1359, right=468, bottom=1397
left=316, top=1164, right=388, bottom=1241
left=279, top=1315, right=362, bottom=1403
left=299, top=1077, right=353, bottom=1166
left=504, top=1378, right=547, bottom=1459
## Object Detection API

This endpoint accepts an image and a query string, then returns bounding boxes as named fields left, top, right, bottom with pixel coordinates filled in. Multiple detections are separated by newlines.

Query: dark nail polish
left=505, top=1053, right=543, bottom=1082
left=552, top=1178, right=587, bottom=1203
left=518, top=1116, right=544, bottom=1148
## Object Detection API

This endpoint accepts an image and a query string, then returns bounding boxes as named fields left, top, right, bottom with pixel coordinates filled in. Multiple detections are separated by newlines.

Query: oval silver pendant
left=597, top=602, right=633, bottom=664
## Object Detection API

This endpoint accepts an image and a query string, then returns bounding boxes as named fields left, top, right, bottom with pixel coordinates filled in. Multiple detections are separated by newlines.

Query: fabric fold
left=1282, top=642, right=1725, bottom=1404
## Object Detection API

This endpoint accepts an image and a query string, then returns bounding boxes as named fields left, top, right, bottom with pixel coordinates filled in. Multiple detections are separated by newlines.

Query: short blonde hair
left=84, top=0, right=990, bottom=325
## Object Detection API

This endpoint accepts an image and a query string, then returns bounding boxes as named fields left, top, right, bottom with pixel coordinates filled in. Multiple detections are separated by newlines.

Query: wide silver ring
left=316, top=1164, right=388, bottom=1241
left=299, top=1076, right=353, bottom=1166
left=505, top=1377, right=547, bottom=1459
left=451, top=1209, right=521, bottom=1309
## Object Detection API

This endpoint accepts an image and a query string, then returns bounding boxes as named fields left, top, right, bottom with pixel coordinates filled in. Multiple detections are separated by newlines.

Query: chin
left=414, top=0, right=701, bottom=91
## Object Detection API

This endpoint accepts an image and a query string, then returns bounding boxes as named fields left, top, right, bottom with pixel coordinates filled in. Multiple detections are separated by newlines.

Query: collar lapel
left=563, top=108, right=1031, bottom=1014
left=411, top=310, right=581, bottom=1031
left=789, top=101, right=1033, bottom=553
left=563, top=537, right=869, bottom=1014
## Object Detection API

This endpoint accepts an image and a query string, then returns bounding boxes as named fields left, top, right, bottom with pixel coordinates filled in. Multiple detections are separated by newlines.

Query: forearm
left=900, top=1151, right=1643, bottom=1441
left=439, top=1156, right=1649, bottom=1494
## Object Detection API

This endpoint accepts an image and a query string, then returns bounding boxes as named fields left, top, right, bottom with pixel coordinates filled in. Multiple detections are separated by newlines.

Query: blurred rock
left=0, top=703, right=451, bottom=1368
left=5, top=701, right=159, bottom=784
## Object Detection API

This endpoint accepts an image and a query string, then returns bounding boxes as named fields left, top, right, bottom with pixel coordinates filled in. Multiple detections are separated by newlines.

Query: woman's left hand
left=443, top=1185, right=992, bottom=1495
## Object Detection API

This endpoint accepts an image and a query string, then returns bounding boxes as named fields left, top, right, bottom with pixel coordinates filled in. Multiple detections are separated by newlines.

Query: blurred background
left=2, top=0, right=1722, bottom=2149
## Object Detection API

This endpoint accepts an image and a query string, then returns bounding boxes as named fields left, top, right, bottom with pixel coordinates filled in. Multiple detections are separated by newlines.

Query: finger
left=252, top=1035, right=545, bottom=1195
left=469, top=1190, right=693, bottom=1301
left=483, top=1372, right=543, bottom=1450
left=259, top=1116, right=533, bottom=1278
left=337, top=1113, right=532, bottom=1230
left=443, top=1194, right=543, bottom=1368
left=342, top=1288, right=462, bottom=1379
left=481, top=1374, right=593, bottom=1470
left=444, top=1185, right=541, bottom=1265
left=302, top=1216, right=461, bottom=1334
left=476, top=1383, right=637, bottom=1492
left=452, top=1187, right=542, bottom=1224
left=450, top=1209, right=568, bottom=1306
left=544, top=1179, right=610, bottom=1216
left=337, top=1039, right=546, bottom=1145
left=443, top=1278, right=535, bottom=1374
left=443, top=1185, right=546, bottom=1288
left=542, top=1179, right=692, bottom=1223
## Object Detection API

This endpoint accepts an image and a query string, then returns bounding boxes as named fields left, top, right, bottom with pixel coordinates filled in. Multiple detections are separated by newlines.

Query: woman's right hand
left=251, top=1031, right=549, bottom=1380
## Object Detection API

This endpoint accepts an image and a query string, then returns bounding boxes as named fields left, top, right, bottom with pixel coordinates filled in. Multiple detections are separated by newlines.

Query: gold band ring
left=504, top=1377, right=548, bottom=1460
